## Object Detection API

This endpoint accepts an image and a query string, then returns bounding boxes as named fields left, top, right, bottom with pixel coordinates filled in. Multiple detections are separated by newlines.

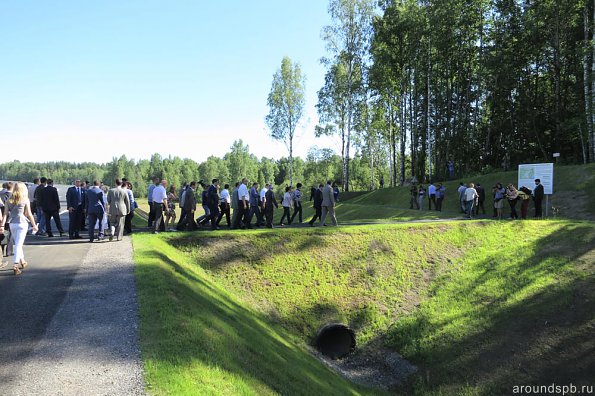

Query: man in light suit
left=85, top=180, right=105, bottom=242
left=320, top=180, right=338, bottom=226
left=66, top=180, right=86, bottom=239
left=107, top=179, right=130, bottom=241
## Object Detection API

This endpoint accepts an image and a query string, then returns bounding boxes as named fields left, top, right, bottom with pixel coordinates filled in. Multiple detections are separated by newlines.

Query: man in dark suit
left=177, top=181, right=197, bottom=231
left=207, top=179, right=220, bottom=230
left=308, top=184, right=324, bottom=226
left=196, top=182, right=210, bottom=226
left=264, top=184, right=278, bottom=228
left=66, top=180, right=85, bottom=239
left=248, top=182, right=261, bottom=227
left=475, top=183, right=486, bottom=215
left=79, top=181, right=89, bottom=231
left=39, top=179, right=64, bottom=237
left=533, top=178, right=544, bottom=218
left=85, top=180, right=105, bottom=242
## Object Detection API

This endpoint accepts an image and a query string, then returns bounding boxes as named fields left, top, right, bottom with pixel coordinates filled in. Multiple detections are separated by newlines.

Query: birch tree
left=318, top=0, right=375, bottom=191
left=266, top=56, right=306, bottom=186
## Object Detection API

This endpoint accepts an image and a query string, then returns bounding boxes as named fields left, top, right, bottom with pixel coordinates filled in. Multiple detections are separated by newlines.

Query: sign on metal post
left=518, top=163, right=554, bottom=217
left=518, top=163, right=554, bottom=194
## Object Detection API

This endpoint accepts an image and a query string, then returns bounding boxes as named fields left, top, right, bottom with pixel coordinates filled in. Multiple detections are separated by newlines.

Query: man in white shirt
left=428, top=183, right=436, bottom=210
left=147, top=177, right=159, bottom=228
left=234, top=178, right=249, bottom=229
left=463, top=183, right=478, bottom=219
left=152, top=179, right=168, bottom=234
left=260, top=184, right=268, bottom=208
left=216, top=183, right=231, bottom=228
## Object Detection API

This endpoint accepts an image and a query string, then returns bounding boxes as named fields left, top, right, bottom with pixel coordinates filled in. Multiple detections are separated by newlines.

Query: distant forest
left=0, top=141, right=381, bottom=197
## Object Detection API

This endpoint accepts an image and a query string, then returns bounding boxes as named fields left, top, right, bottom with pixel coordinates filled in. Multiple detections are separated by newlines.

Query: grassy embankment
left=337, top=163, right=595, bottom=221
left=134, top=219, right=595, bottom=394
left=134, top=230, right=376, bottom=396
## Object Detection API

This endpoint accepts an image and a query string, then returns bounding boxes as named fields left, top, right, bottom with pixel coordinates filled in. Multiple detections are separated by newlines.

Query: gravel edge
left=7, top=236, right=146, bottom=396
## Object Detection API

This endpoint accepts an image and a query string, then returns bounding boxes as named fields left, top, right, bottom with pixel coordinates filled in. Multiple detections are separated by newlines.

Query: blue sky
left=0, top=1, right=339, bottom=163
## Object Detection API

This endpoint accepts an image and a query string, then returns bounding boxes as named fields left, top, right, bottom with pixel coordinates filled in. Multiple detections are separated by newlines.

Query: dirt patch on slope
left=312, top=339, right=418, bottom=391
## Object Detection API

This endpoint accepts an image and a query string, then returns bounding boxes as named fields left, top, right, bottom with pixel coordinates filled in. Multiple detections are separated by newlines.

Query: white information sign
left=518, top=163, right=554, bottom=195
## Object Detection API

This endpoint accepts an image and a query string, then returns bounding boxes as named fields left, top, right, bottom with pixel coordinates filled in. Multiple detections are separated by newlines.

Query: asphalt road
left=0, top=198, right=146, bottom=395
left=0, top=210, right=91, bottom=378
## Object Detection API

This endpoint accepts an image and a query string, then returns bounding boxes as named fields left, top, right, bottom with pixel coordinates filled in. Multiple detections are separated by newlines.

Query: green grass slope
left=133, top=234, right=377, bottom=396
left=137, top=220, right=595, bottom=394
left=347, top=163, right=595, bottom=220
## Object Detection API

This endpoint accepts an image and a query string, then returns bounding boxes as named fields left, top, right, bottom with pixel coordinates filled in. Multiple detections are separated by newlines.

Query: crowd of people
left=408, top=178, right=545, bottom=220
left=0, top=177, right=138, bottom=275
left=0, top=172, right=547, bottom=276
left=146, top=178, right=340, bottom=233
left=455, top=179, right=544, bottom=220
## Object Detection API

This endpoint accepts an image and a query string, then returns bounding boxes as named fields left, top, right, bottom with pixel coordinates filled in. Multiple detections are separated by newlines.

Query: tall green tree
left=223, top=140, right=259, bottom=184
left=266, top=56, right=306, bottom=187
left=318, top=0, right=375, bottom=191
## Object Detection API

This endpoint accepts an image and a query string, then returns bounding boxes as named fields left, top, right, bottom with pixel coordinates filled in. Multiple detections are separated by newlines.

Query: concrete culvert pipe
left=315, top=323, right=356, bottom=359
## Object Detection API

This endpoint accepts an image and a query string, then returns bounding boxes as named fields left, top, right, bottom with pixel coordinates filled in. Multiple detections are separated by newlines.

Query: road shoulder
left=4, top=236, right=145, bottom=396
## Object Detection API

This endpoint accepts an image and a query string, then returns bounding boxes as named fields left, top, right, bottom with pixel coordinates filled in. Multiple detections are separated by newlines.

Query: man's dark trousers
left=209, top=204, right=220, bottom=229
left=290, top=202, right=302, bottom=223
left=45, top=210, right=64, bottom=236
left=234, top=202, right=248, bottom=229
left=265, top=209, right=274, bottom=228
left=309, top=207, right=322, bottom=225
left=177, top=208, right=188, bottom=228
left=534, top=199, right=543, bottom=218
left=148, top=202, right=155, bottom=228
left=69, top=206, right=84, bottom=238
left=248, top=205, right=262, bottom=226
left=153, top=203, right=164, bottom=233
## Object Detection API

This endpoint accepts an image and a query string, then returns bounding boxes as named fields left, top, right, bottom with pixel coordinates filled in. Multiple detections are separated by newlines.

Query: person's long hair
left=8, top=182, right=27, bottom=205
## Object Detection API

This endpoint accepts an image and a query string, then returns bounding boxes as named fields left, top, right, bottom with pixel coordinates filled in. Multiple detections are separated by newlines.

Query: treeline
left=313, top=0, right=595, bottom=190
left=0, top=140, right=389, bottom=197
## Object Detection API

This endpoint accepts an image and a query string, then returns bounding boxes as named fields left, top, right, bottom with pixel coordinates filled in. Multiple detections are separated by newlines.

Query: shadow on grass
left=387, top=223, right=595, bottom=394
left=136, top=239, right=373, bottom=395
